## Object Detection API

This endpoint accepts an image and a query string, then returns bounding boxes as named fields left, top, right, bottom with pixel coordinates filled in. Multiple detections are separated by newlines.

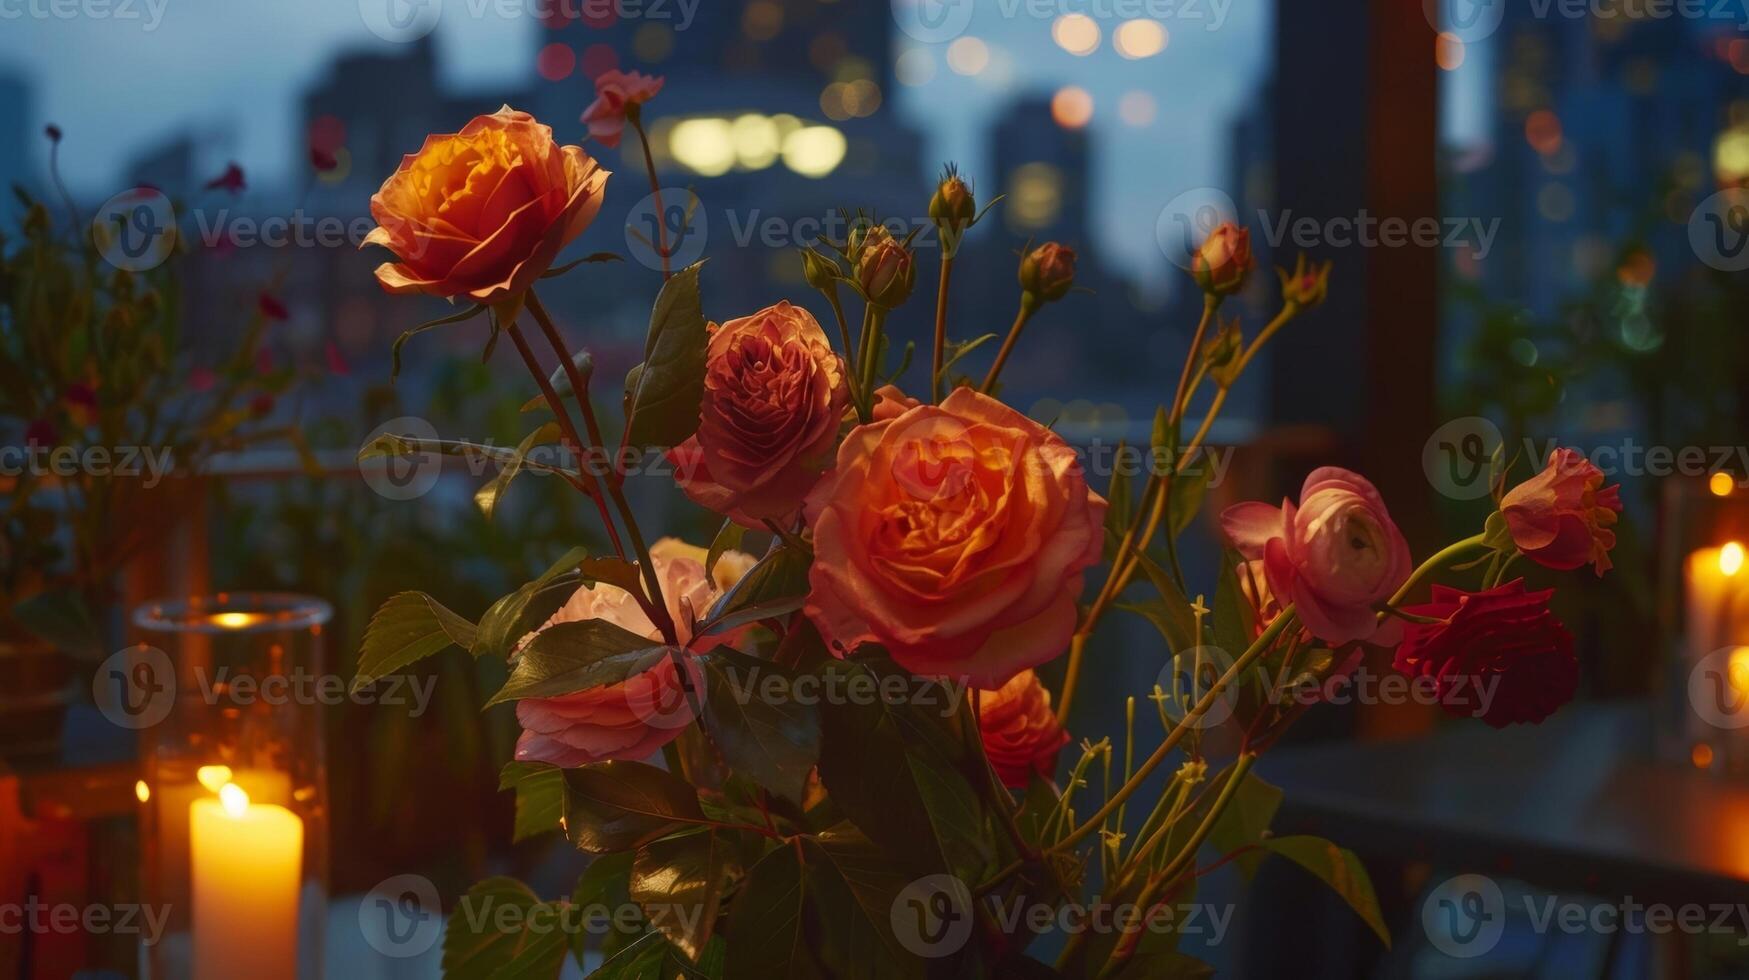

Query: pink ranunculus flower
left=580, top=70, right=664, bottom=149
left=1220, top=468, right=1412, bottom=647
left=512, top=538, right=754, bottom=768
left=1500, top=448, right=1622, bottom=576
left=804, top=387, right=1106, bottom=687
left=977, top=670, right=1070, bottom=789
left=668, top=302, right=851, bottom=527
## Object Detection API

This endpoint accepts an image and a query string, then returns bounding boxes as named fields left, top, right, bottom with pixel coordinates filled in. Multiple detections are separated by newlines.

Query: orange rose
left=363, top=106, right=609, bottom=306
left=804, top=388, right=1106, bottom=686
left=978, top=670, right=1070, bottom=789
left=669, top=302, right=851, bottom=526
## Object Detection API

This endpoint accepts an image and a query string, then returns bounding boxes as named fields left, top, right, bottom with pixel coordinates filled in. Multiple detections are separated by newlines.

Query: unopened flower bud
left=1191, top=223, right=1253, bottom=297
left=1277, top=253, right=1332, bottom=308
left=1204, top=316, right=1244, bottom=388
left=1020, top=242, right=1077, bottom=303
left=801, top=248, right=840, bottom=291
left=930, top=167, right=977, bottom=231
left=857, top=227, right=915, bottom=308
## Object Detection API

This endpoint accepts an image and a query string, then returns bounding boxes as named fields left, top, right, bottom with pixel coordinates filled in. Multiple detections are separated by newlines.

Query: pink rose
left=804, top=388, right=1106, bottom=687
left=1500, top=448, right=1622, bottom=576
left=580, top=70, right=664, bottom=149
left=513, top=542, right=753, bottom=767
left=1220, top=468, right=1412, bottom=647
left=668, top=302, right=851, bottom=526
left=978, top=670, right=1070, bottom=789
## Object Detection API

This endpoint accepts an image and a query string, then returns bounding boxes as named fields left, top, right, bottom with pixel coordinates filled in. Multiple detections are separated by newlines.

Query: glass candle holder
left=131, top=593, right=332, bottom=980
left=1658, top=474, right=1749, bottom=776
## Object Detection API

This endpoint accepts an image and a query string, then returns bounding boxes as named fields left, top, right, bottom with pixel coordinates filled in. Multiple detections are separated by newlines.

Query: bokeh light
left=1436, top=32, right=1465, bottom=71
left=1119, top=91, right=1157, bottom=127
left=670, top=118, right=736, bottom=176
left=783, top=126, right=848, bottom=178
left=1053, top=14, right=1100, bottom=56
left=537, top=43, right=575, bottom=82
left=947, top=37, right=990, bottom=75
left=1114, top=20, right=1168, bottom=59
left=1051, top=86, right=1093, bottom=129
left=896, top=48, right=935, bottom=86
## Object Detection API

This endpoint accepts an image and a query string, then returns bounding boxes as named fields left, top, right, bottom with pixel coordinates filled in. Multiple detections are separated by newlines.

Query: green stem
left=627, top=108, right=669, bottom=280
left=979, top=293, right=1039, bottom=394
left=932, top=255, right=954, bottom=402
left=1381, top=533, right=1489, bottom=616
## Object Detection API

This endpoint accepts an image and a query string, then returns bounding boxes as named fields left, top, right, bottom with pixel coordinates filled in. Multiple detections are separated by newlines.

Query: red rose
left=1391, top=579, right=1578, bottom=727
left=580, top=70, right=664, bottom=149
left=978, top=670, right=1069, bottom=789
left=1500, top=448, right=1622, bottom=576
left=668, top=302, right=850, bottom=526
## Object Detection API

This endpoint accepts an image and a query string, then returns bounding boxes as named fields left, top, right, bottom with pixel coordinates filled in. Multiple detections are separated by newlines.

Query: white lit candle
left=1687, top=542, right=1749, bottom=655
left=190, top=784, right=303, bottom=980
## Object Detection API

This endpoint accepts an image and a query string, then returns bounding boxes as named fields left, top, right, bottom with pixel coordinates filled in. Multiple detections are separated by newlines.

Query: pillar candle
left=190, top=785, right=303, bottom=980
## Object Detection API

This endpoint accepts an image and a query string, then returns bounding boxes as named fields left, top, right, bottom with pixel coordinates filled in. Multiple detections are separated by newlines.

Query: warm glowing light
left=1436, top=32, right=1466, bottom=71
left=1525, top=110, right=1563, bottom=155
left=946, top=37, right=989, bottom=76
left=1114, top=19, right=1168, bottom=59
left=210, top=611, right=265, bottom=630
left=1721, top=542, right=1745, bottom=577
left=742, top=0, right=783, bottom=40
left=135, top=780, right=151, bottom=803
left=197, top=765, right=236, bottom=793
left=782, top=126, right=847, bottom=178
left=1693, top=743, right=1715, bottom=768
left=1712, top=472, right=1736, bottom=497
left=1119, top=90, right=1157, bottom=127
left=1053, top=14, right=1101, bottom=56
left=669, top=118, right=736, bottom=176
left=1008, top=162, right=1064, bottom=229
left=730, top=114, right=780, bottom=169
left=1732, top=647, right=1749, bottom=693
left=1715, top=126, right=1749, bottom=183
left=1051, top=86, right=1093, bottom=129
left=895, top=48, right=935, bottom=86
left=219, top=783, right=250, bottom=818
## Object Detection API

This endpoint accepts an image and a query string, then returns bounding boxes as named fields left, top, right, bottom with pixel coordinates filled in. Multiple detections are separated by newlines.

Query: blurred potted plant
left=0, top=139, right=295, bottom=761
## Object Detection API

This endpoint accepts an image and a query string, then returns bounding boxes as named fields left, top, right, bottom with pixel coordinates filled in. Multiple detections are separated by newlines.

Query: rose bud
left=1277, top=253, right=1332, bottom=308
left=856, top=226, right=916, bottom=309
left=580, top=70, right=665, bottom=149
left=1020, top=242, right=1077, bottom=303
left=364, top=106, right=610, bottom=306
left=204, top=162, right=247, bottom=194
left=1392, top=579, right=1578, bottom=727
left=44, top=124, right=62, bottom=143
left=1500, top=448, right=1622, bottom=575
left=978, top=670, right=1070, bottom=789
left=1191, top=222, right=1253, bottom=297
left=800, top=248, right=840, bottom=291
left=805, top=387, right=1106, bottom=686
left=514, top=543, right=755, bottom=767
left=669, top=302, right=852, bottom=526
left=930, top=165, right=977, bottom=255
left=1220, top=467, right=1412, bottom=647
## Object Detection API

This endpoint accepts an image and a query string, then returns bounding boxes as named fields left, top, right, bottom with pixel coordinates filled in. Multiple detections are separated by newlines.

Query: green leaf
left=623, top=261, right=708, bottom=449
left=475, top=421, right=561, bottom=520
left=1104, top=440, right=1134, bottom=550
left=1168, top=461, right=1210, bottom=538
left=12, top=589, right=102, bottom=661
left=499, top=762, right=566, bottom=843
left=631, top=828, right=739, bottom=959
left=803, top=825, right=922, bottom=979
left=353, top=591, right=478, bottom=691
left=520, top=348, right=594, bottom=412
left=1262, top=836, right=1391, bottom=947
left=583, top=556, right=649, bottom=597
left=705, top=519, right=746, bottom=581
left=441, top=877, right=569, bottom=980
left=572, top=853, right=644, bottom=967
left=1204, top=772, right=1282, bottom=880
left=1482, top=509, right=1514, bottom=552
left=699, top=545, right=810, bottom=636
left=939, top=332, right=999, bottom=377
left=697, top=650, right=820, bottom=805
left=391, top=303, right=485, bottom=381
left=485, top=619, right=673, bottom=706
left=1211, top=550, right=1257, bottom=660
left=542, top=251, right=623, bottom=280
left=473, top=547, right=588, bottom=659
left=816, top=659, right=991, bottom=881
left=1128, top=551, right=1197, bottom=652
left=723, top=846, right=820, bottom=980
left=564, top=761, right=706, bottom=854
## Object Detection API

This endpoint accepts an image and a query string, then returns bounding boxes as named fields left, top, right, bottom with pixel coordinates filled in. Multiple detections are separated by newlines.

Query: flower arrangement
left=356, top=81, right=1622, bottom=978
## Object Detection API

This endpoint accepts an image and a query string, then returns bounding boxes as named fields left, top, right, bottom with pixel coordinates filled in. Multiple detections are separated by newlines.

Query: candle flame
left=1721, top=542, right=1745, bottom=577
left=1712, top=472, right=1736, bottom=497
left=209, top=611, right=265, bottom=630
left=135, top=780, right=151, bottom=803
left=196, top=765, right=234, bottom=793
left=219, top=783, right=250, bottom=818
